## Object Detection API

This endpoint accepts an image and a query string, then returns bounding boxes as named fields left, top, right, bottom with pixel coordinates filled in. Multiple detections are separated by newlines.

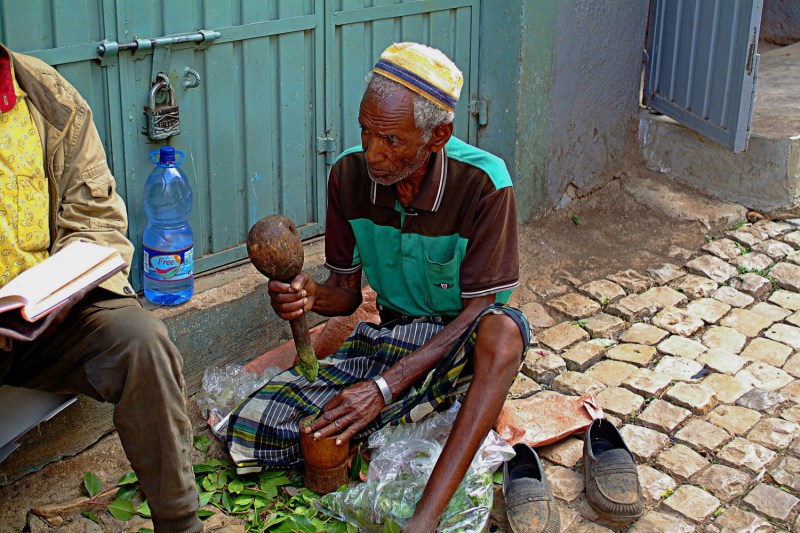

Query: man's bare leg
left=403, top=313, right=525, bottom=532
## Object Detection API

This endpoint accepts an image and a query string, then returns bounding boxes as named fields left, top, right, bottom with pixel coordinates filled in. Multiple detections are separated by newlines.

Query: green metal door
left=326, top=0, right=481, bottom=154
left=111, top=1, right=328, bottom=288
left=0, top=0, right=481, bottom=291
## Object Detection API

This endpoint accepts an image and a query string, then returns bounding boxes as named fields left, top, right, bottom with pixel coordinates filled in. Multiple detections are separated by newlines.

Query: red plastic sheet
left=494, top=394, right=604, bottom=447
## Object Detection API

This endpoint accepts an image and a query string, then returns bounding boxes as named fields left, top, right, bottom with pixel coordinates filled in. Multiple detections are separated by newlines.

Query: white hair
left=364, top=72, right=455, bottom=143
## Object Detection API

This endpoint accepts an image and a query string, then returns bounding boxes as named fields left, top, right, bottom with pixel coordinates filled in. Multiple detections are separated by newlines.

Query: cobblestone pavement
left=491, top=219, right=800, bottom=533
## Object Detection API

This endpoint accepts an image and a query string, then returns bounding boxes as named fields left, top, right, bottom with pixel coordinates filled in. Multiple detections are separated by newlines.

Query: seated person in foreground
left=0, top=45, right=201, bottom=533
left=227, top=42, right=529, bottom=532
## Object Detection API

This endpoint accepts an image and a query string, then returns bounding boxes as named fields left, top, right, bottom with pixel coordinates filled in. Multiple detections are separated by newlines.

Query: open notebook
left=0, top=241, right=127, bottom=322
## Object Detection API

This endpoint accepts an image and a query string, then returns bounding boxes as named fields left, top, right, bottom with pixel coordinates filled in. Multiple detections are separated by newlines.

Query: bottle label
left=143, top=244, right=193, bottom=282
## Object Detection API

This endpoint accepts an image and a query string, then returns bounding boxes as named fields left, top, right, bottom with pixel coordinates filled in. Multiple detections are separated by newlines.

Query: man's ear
left=428, top=121, right=453, bottom=153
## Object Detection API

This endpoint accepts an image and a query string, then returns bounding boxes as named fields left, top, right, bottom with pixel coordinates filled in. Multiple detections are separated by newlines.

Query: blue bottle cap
left=149, top=148, right=184, bottom=167
left=159, top=146, right=176, bottom=165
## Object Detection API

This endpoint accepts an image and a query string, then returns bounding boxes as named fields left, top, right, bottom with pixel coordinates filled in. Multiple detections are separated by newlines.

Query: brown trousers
left=1, top=291, right=201, bottom=533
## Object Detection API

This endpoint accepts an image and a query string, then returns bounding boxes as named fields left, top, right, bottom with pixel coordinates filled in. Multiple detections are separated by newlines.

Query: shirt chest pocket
left=16, top=174, right=50, bottom=251
left=424, top=251, right=461, bottom=314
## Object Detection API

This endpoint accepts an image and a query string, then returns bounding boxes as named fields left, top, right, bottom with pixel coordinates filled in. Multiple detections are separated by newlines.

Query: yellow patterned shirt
left=0, top=62, right=49, bottom=292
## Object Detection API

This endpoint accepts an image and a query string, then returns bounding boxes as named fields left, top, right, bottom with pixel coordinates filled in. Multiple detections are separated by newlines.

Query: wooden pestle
left=247, top=215, right=318, bottom=382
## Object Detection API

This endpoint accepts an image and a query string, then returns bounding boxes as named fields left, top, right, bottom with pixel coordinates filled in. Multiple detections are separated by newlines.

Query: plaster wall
left=545, top=0, right=649, bottom=208
left=761, top=0, right=800, bottom=45
left=477, top=0, right=558, bottom=223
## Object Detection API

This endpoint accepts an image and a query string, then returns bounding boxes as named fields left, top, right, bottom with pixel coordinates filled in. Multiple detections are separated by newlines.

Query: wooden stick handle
left=289, top=313, right=315, bottom=355
left=290, top=312, right=318, bottom=381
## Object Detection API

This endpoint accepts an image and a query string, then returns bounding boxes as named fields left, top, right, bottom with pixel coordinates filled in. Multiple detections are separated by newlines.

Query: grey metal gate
left=644, top=0, right=763, bottom=153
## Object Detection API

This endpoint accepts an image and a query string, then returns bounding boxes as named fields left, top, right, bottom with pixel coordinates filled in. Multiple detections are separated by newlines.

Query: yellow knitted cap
left=373, top=42, right=463, bottom=112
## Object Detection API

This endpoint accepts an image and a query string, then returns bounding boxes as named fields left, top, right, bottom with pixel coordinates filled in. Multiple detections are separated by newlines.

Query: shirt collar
left=0, top=45, right=19, bottom=114
left=370, top=144, right=448, bottom=212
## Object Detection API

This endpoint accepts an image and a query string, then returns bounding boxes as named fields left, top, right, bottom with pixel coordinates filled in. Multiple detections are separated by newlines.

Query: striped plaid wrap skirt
left=227, top=303, right=530, bottom=474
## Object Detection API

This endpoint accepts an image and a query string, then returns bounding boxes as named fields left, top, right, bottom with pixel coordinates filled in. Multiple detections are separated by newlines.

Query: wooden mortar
left=299, top=415, right=350, bottom=494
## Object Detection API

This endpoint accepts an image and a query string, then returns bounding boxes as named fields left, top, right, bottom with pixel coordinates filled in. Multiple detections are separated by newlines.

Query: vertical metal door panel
left=671, top=0, right=698, bottom=109
left=0, top=0, right=121, bottom=194
left=452, top=6, right=473, bottom=142
left=690, top=0, right=719, bottom=118
left=400, top=12, right=424, bottom=44
left=203, top=2, right=240, bottom=254
left=276, top=0, right=311, bottom=227
left=338, top=0, right=367, bottom=153
left=708, top=2, right=738, bottom=128
left=329, top=0, right=479, bottom=158
left=50, top=0, right=111, bottom=170
left=239, top=0, right=277, bottom=257
left=166, top=47, right=211, bottom=263
left=0, top=1, right=50, bottom=51
left=644, top=0, right=762, bottom=153
left=241, top=35, right=276, bottom=231
left=312, top=0, right=327, bottom=235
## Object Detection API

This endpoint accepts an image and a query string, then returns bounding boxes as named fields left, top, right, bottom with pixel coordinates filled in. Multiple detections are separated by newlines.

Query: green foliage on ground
left=726, top=221, right=747, bottom=231
left=80, top=436, right=355, bottom=532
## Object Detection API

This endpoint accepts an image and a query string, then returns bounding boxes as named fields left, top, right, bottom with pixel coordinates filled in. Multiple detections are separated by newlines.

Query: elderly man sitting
left=228, top=43, right=530, bottom=531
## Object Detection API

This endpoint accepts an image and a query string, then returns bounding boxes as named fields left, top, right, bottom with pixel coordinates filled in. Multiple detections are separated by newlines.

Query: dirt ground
left=0, top=172, right=719, bottom=533
left=510, top=176, right=711, bottom=312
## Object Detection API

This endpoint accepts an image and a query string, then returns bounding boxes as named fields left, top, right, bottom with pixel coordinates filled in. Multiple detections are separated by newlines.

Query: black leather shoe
left=583, top=418, right=643, bottom=521
left=502, top=443, right=560, bottom=533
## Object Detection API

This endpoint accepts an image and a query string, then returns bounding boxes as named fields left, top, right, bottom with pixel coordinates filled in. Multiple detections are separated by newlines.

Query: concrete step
left=639, top=42, right=800, bottom=218
left=639, top=109, right=799, bottom=218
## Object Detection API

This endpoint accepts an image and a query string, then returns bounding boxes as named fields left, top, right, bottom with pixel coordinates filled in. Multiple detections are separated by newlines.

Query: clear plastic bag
left=196, top=364, right=282, bottom=438
left=315, top=402, right=514, bottom=532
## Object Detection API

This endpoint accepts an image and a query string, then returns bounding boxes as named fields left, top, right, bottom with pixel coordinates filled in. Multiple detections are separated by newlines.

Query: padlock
left=144, top=80, right=180, bottom=140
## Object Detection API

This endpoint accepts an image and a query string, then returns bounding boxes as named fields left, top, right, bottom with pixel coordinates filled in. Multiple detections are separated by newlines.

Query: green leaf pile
left=189, top=456, right=349, bottom=532
left=80, top=436, right=355, bottom=532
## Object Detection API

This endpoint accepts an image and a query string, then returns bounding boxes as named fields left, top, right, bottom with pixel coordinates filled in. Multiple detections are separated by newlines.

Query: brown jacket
left=6, top=45, right=135, bottom=297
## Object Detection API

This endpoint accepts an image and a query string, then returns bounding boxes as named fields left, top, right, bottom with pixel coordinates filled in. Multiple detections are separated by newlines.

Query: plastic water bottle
left=142, top=147, right=194, bottom=305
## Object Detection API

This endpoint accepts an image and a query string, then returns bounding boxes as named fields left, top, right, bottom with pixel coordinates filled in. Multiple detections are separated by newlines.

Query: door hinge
left=469, top=99, right=488, bottom=128
left=317, top=136, right=336, bottom=165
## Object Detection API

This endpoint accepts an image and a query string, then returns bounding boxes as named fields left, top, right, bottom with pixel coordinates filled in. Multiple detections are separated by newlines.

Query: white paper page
left=0, top=242, right=116, bottom=305
left=0, top=296, right=26, bottom=314
left=25, top=254, right=126, bottom=321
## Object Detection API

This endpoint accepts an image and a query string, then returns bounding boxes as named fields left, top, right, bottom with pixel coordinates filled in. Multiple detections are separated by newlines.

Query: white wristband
left=372, top=375, right=393, bottom=405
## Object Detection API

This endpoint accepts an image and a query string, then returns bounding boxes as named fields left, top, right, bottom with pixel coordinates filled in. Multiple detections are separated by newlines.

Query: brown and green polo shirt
left=325, top=136, right=520, bottom=318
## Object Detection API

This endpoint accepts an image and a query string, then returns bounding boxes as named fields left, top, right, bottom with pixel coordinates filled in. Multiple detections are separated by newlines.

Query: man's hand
left=304, top=380, right=386, bottom=445
left=267, top=271, right=317, bottom=320
left=400, top=516, right=437, bottom=533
